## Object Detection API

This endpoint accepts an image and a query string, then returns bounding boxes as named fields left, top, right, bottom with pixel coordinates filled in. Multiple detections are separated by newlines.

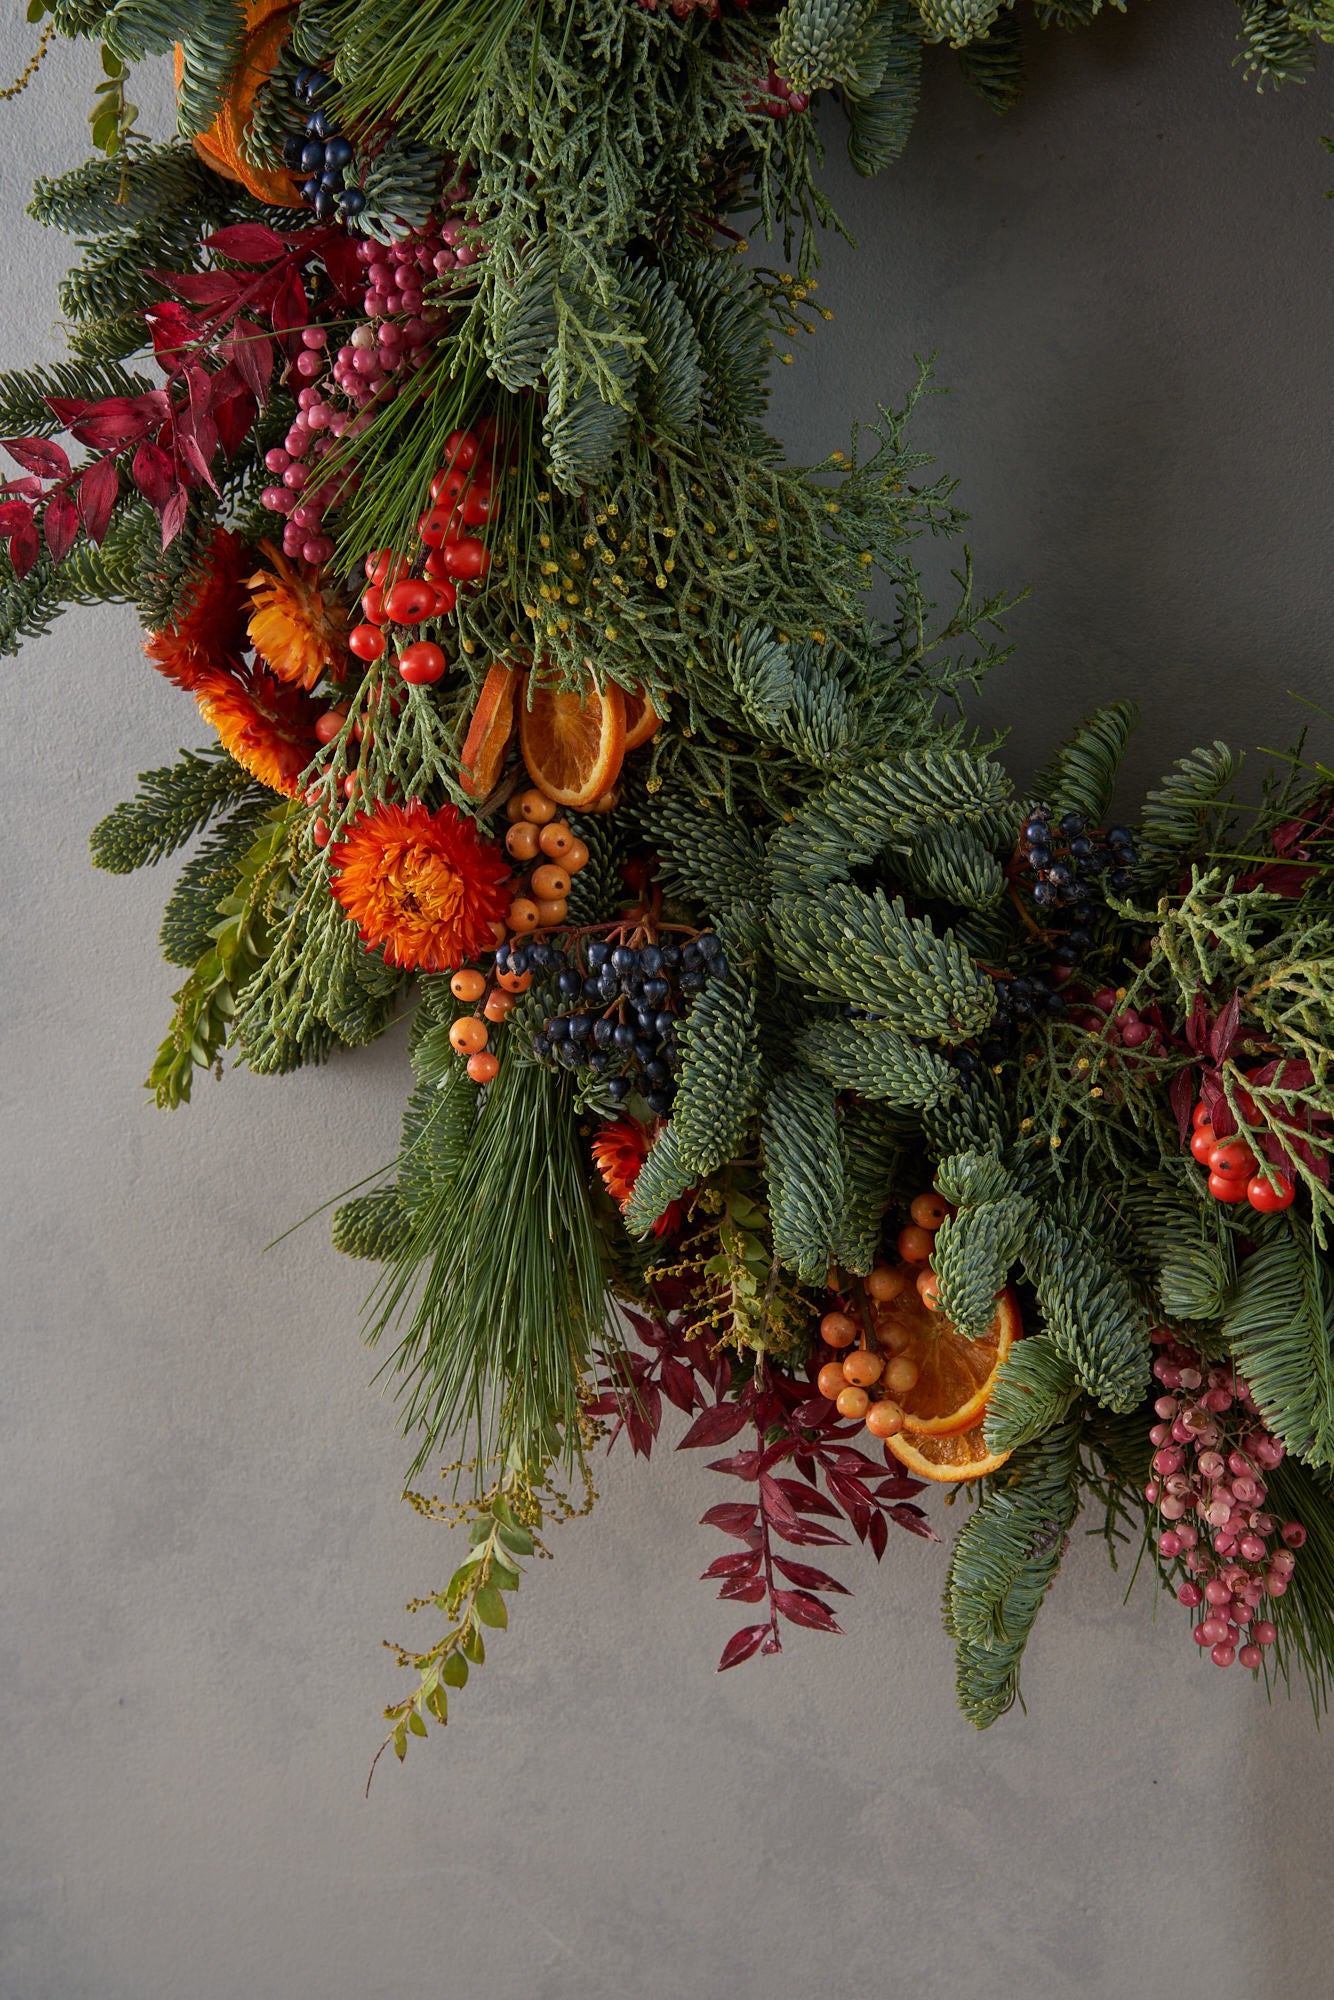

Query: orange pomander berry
left=505, top=792, right=528, bottom=823
left=449, top=1017, right=488, bottom=1055
left=505, top=822, right=541, bottom=861
left=865, top=1399, right=905, bottom=1439
left=910, top=1191, right=950, bottom=1230
left=538, top=821, right=576, bottom=859
left=842, top=1349, right=885, bottom=1387
left=450, top=968, right=486, bottom=1003
left=483, top=990, right=514, bottom=1023
left=564, top=837, right=590, bottom=874
left=508, top=897, right=541, bottom=934
left=467, top=1051, right=500, bottom=1083
left=885, top=1354, right=920, bottom=1397
left=518, top=788, right=558, bottom=825
left=916, top=1270, right=942, bottom=1311
left=897, top=1224, right=935, bottom=1263
left=865, top=1264, right=909, bottom=1304
left=819, top=1310, right=859, bottom=1349
left=535, top=896, right=568, bottom=925
left=530, top=863, right=571, bottom=901
left=836, top=1385, right=870, bottom=1420
left=496, top=967, right=532, bottom=994
left=816, top=1360, right=848, bottom=1400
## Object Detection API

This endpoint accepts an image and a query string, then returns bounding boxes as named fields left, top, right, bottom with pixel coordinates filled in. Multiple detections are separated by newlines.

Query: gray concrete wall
left=3, top=8, right=1333, bottom=1998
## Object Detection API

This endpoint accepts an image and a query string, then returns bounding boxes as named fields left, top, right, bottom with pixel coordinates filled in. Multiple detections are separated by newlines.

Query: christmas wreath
left=8, top=0, right=1334, bottom=1767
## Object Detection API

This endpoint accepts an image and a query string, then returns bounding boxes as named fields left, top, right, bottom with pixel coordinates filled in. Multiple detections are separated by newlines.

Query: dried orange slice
left=623, top=687, right=663, bottom=752
left=884, top=1424, right=1011, bottom=1484
left=519, top=676, right=625, bottom=808
left=871, top=1283, right=1021, bottom=1438
left=460, top=660, right=520, bottom=798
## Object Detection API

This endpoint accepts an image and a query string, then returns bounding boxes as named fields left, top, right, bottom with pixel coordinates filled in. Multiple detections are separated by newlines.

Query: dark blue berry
left=1046, top=993, right=1067, bottom=1015
left=1027, top=845, right=1052, bottom=871
left=1070, top=836, right=1094, bottom=860
left=557, top=969, right=581, bottom=997
left=314, top=189, right=335, bottom=219
left=531, top=1033, right=550, bottom=1058
left=555, top=1041, right=580, bottom=1068
left=698, top=932, right=722, bottom=961
left=645, top=1060, right=670, bottom=1086
left=324, top=136, right=353, bottom=169
left=640, top=945, right=663, bottom=975
left=1108, top=870, right=1133, bottom=893
left=592, top=1018, right=614, bottom=1047
left=1067, top=927, right=1091, bottom=949
left=611, top=946, right=636, bottom=973
left=1047, top=863, right=1073, bottom=887
left=569, top=1014, right=592, bottom=1041
left=681, top=943, right=702, bottom=971
left=1033, top=882, right=1057, bottom=907
left=597, top=970, right=618, bottom=1000
left=1023, top=815, right=1048, bottom=842
left=1107, top=826, right=1133, bottom=848
left=548, top=1016, right=570, bottom=1041
left=659, top=944, right=680, bottom=969
left=633, top=1039, right=655, bottom=1065
left=681, top=969, right=705, bottom=993
left=282, top=134, right=304, bottom=168
left=642, top=977, right=668, bottom=1004
left=300, top=139, right=325, bottom=174
left=606, top=1076, right=631, bottom=1103
left=582, top=976, right=601, bottom=1000
left=589, top=1050, right=610, bottom=1074
left=612, top=1022, right=636, bottom=1049
left=586, top=942, right=610, bottom=970
left=646, top=1090, right=674, bottom=1115
left=1059, top=811, right=1086, bottom=837
left=338, top=189, right=367, bottom=217
left=654, top=1010, right=675, bottom=1038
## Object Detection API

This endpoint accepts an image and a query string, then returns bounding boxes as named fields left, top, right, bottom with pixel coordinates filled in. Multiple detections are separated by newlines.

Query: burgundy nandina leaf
left=756, top=1473, right=805, bottom=1535
left=321, top=230, right=366, bottom=306
left=772, top=1589, right=843, bottom=1634
left=132, top=440, right=175, bottom=509
left=1, top=475, right=42, bottom=499
left=1208, top=993, right=1243, bottom=1064
left=868, top=1510, right=889, bottom=1559
left=77, top=457, right=118, bottom=543
left=704, top=1448, right=761, bottom=1480
left=699, top=1502, right=758, bottom=1538
left=0, top=498, right=34, bottom=534
left=769, top=1516, right=849, bottom=1548
left=678, top=1402, right=750, bottom=1449
left=659, top=1355, right=699, bottom=1413
left=160, top=486, right=189, bottom=546
left=887, top=1503, right=937, bottom=1541
left=270, top=265, right=309, bottom=351
left=771, top=1556, right=850, bottom=1594
left=221, top=318, right=275, bottom=404
left=151, top=269, right=247, bottom=309
left=212, top=381, right=257, bottom=460
left=3, top=435, right=69, bottom=479
left=717, top=1624, right=769, bottom=1672
left=790, top=1395, right=834, bottom=1426
left=9, top=516, right=40, bottom=575
left=1169, top=1066, right=1195, bottom=1146
left=717, top=1575, right=766, bottom=1602
left=43, top=492, right=79, bottom=562
left=204, top=223, right=289, bottom=263
left=702, top=1551, right=760, bottom=1580
left=771, top=1476, right=842, bottom=1519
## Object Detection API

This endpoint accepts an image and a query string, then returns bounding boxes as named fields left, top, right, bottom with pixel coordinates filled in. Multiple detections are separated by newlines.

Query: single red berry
left=398, top=640, right=447, bottom=685
left=1208, top=1171, right=1248, bottom=1203
left=361, top=584, right=386, bottom=625
left=1246, top=1172, right=1296, bottom=1213
left=1192, top=1101, right=1212, bottom=1129
left=460, top=478, right=495, bottom=526
left=1190, top=1124, right=1216, bottom=1163
left=384, top=576, right=436, bottom=624
left=312, top=816, right=330, bottom=848
left=417, top=505, right=454, bottom=547
left=1209, top=1140, right=1257, bottom=1179
left=435, top=430, right=480, bottom=480
left=348, top=622, right=386, bottom=661
left=314, top=707, right=348, bottom=745
left=423, top=575, right=458, bottom=615
left=436, top=536, right=490, bottom=579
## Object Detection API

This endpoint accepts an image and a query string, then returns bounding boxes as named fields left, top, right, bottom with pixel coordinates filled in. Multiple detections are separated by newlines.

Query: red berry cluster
left=1146, top=1333, right=1304, bottom=1671
left=1189, top=1097, right=1296, bottom=1212
left=344, top=424, right=501, bottom=689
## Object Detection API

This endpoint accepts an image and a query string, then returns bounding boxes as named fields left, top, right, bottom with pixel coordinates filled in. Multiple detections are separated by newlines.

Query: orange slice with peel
left=519, top=675, right=625, bottom=808
left=870, top=1282, right=1021, bottom=1438
left=884, top=1423, right=1011, bottom=1484
left=623, top=686, right=663, bottom=752
left=460, top=660, right=520, bottom=798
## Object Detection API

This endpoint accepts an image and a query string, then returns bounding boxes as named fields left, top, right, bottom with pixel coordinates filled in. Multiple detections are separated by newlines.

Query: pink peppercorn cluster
left=1146, top=1331, right=1306, bottom=1671
left=634, top=0, right=750, bottom=17
left=259, top=207, right=482, bottom=565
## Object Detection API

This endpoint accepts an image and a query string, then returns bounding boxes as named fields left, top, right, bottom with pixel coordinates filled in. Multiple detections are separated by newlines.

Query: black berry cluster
left=498, top=929, right=727, bottom=1116
left=283, top=68, right=365, bottom=221
left=1020, top=806, right=1138, bottom=969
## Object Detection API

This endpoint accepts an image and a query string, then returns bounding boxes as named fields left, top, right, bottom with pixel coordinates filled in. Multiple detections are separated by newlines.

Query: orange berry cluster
left=446, top=957, right=533, bottom=1083
left=814, top=1192, right=951, bottom=1439
left=502, top=788, right=591, bottom=933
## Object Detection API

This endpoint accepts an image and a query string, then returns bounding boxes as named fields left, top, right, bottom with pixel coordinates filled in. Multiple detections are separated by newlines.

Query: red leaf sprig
left=589, top=1314, right=935, bottom=1672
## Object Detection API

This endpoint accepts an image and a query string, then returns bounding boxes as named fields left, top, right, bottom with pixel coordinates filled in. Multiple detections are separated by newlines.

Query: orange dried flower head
left=246, top=544, right=348, bottom=691
left=329, top=801, right=512, bottom=973
left=195, top=664, right=321, bottom=797
left=144, top=529, right=249, bottom=690
left=591, top=1118, right=686, bottom=1237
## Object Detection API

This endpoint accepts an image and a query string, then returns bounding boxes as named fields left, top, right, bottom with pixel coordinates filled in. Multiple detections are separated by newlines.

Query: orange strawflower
left=194, top=663, right=321, bottom=797
left=246, top=544, right=348, bottom=691
left=329, top=801, right=512, bottom=972
left=591, top=1118, right=687, bottom=1237
left=144, top=529, right=249, bottom=691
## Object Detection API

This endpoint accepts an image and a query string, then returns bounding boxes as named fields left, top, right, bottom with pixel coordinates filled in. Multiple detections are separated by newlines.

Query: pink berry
left=1210, top=1643, right=1236, bottom=1668
left=1205, top=1579, right=1231, bottom=1606
left=1193, top=1623, right=1213, bottom=1647
left=1158, top=1530, right=1183, bottom=1558
left=1252, top=1621, right=1277, bottom=1646
left=1238, top=1644, right=1262, bottom=1670
left=1178, top=1582, right=1203, bottom=1608
left=1282, top=1522, right=1307, bottom=1549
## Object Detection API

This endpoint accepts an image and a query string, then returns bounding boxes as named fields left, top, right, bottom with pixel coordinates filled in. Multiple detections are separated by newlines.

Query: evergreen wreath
left=8, top=0, right=1334, bottom=1768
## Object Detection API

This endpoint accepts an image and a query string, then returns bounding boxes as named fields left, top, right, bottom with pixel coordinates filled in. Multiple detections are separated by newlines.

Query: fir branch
left=89, top=748, right=256, bottom=875
left=332, top=1189, right=412, bottom=1263
left=772, top=884, right=996, bottom=1041
left=1222, top=1228, right=1334, bottom=1468
left=762, top=1070, right=845, bottom=1284
left=1032, top=699, right=1138, bottom=826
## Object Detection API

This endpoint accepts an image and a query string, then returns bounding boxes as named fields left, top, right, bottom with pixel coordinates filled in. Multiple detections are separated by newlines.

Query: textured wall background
left=3, top=9, right=1334, bottom=1999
